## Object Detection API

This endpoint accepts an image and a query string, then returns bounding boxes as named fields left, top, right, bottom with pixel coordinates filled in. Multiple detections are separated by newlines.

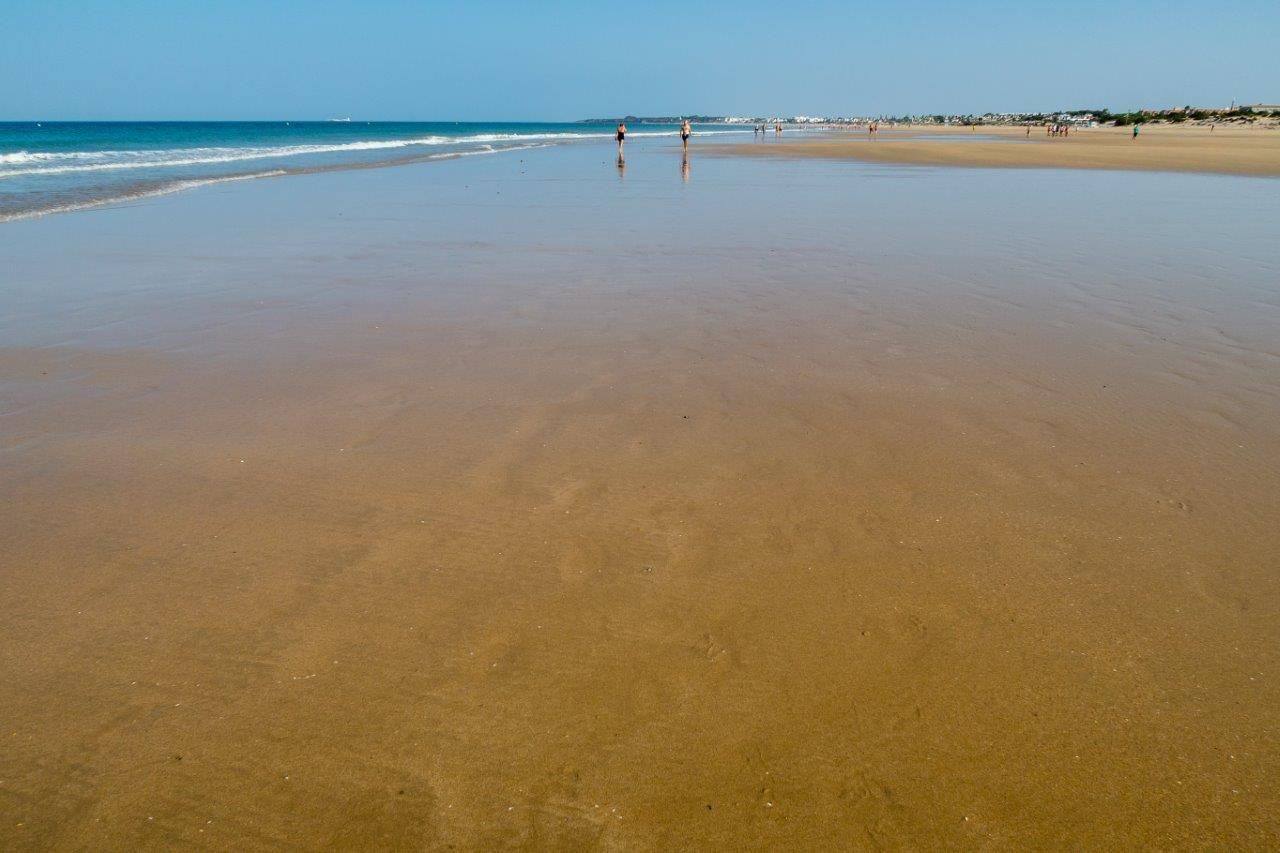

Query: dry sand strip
left=711, top=124, right=1280, bottom=177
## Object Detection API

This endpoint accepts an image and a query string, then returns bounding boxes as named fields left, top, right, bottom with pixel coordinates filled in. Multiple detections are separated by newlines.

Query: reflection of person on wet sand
left=616, top=154, right=625, bottom=177
left=681, top=153, right=690, bottom=183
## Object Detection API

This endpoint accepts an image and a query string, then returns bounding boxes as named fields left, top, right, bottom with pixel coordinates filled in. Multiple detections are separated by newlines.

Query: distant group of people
left=1020, top=121, right=1143, bottom=140
left=752, top=123, right=784, bottom=137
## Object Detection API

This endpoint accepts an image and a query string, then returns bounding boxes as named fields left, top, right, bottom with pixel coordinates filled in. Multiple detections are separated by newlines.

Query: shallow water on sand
left=1, top=141, right=1278, bottom=848
left=0, top=121, right=749, bottom=221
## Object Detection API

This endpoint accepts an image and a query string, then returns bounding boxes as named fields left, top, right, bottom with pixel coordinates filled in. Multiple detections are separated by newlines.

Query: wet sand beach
left=2, top=143, right=1279, bottom=849
left=716, top=123, right=1280, bottom=177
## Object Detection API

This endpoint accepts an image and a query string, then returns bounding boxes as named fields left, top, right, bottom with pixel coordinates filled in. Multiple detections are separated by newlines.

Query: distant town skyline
left=2, top=0, right=1276, bottom=121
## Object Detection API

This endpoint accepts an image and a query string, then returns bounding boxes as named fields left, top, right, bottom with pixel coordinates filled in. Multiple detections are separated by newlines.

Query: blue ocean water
left=0, top=121, right=744, bottom=221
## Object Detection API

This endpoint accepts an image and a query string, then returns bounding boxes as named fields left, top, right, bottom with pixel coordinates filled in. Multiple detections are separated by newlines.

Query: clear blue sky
left=3, top=0, right=1276, bottom=120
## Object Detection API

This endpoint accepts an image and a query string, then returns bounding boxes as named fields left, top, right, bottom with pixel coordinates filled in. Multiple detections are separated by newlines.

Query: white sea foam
left=0, top=137, right=455, bottom=178
left=0, top=150, right=118, bottom=164
left=0, top=171, right=288, bottom=222
left=0, top=128, right=751, bottom=179
left=0, top=142, right=552, bottom=223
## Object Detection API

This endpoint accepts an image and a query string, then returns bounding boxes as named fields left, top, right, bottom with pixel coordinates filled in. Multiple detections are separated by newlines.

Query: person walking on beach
left=680, top=119, right=691, bottom=152
left=616, top=121, right=627, bottom=155
left=1132, top=123, right=1140, bottom=140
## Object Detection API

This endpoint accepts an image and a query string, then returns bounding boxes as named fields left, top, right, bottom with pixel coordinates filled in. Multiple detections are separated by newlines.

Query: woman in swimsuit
left=616, top=122, right=627, bottom=154
left=680, top=120, right=691, bottom=151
